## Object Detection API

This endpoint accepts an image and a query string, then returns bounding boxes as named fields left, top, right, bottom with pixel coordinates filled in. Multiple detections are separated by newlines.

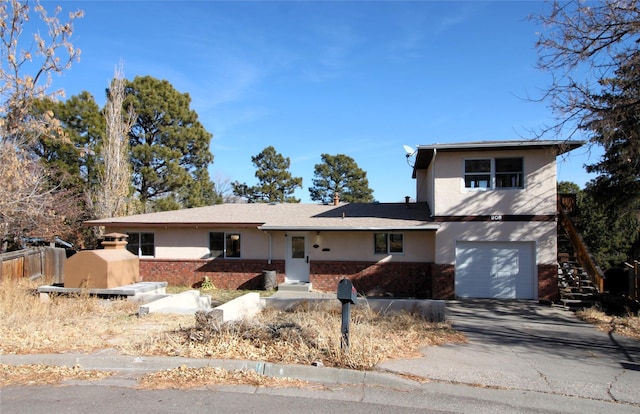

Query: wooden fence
left=0, top=247, right=66, bottom=284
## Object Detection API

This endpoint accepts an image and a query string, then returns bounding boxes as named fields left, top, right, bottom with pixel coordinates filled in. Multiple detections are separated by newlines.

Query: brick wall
left=140, top=259, right=285, bottom=290
left=139, top=258, right=557, bottom=301
left=537, top=263, right=558, bottom=302
left=140, top=258, right=432, bottom=297
left=431, top=263, right=455, bottom=299
left=310, top=261, right=432, bottom=298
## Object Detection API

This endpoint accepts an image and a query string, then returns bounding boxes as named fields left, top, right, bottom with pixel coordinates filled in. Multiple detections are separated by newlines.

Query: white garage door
left=455, top=241, right=536, bottom=299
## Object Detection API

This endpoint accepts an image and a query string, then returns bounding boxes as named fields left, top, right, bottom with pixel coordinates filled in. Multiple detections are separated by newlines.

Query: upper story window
left=126, top=232, right=155, bottom=257
left=374, top=233, right=404, bottom=254
left=464, top=157, right=523, bottom=190
left=209, top=232, right=241, bottom=258
left=495, top=158, right=524, bottom=188
left=464, top=159, right=491, bottom=189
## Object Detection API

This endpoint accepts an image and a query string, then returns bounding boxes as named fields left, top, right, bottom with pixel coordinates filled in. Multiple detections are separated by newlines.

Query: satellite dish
left=403, top=145, right=416, bottom=158
left=403, top=145, right=416, bottom=168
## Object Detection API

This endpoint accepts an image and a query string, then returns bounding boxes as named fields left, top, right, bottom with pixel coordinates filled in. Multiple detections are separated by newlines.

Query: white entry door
left=285, top=233, right=310, bottom=283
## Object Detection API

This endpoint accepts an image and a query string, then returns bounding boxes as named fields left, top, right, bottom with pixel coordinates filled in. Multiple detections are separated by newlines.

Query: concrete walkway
left=379, top=299, right=640, bottom=406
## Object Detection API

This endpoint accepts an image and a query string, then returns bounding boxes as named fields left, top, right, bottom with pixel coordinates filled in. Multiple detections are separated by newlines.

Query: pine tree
left=309, top=153, right=374, bottom=203
left=125, top=76, right=216, bottom=212
left=232, top=146, right=302, bottom=203
left=583, top=51, right=640, bottom=219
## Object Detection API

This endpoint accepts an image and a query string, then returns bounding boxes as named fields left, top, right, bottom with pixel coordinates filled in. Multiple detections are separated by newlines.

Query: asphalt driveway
left=379, top=299, right=640, bottom=406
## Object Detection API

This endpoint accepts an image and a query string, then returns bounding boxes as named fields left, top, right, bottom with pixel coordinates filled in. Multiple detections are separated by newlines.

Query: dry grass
left=0, top=364, right=113, bottom=386
left=132, top=300, right=465, bottom=371
left=0, top=277, right=464, bottom=386
left=0, top=278, right=192, bottom=355
left=137, top=365, right=312, bottom=390
left=576, top=307, right=640, bottom=339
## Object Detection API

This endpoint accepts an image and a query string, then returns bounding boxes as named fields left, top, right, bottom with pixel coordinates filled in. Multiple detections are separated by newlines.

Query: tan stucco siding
left=415, top=169, right=431, bottom=204
left=428, top=149, right=557, bottom=216
left=154, top=228, right=210, bottom=259
left=307, top=231, right=435, bottom=263
left=434, top=221, right=557, bottom=265
left=104, top=227, right=435, bottom=262
left=105, top=227, right=271, bottom=260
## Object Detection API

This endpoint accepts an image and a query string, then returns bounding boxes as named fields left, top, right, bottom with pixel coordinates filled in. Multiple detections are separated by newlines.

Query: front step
left=277, top=282, right=312, bottom=292
left=560, top=298, right=598, bottom=311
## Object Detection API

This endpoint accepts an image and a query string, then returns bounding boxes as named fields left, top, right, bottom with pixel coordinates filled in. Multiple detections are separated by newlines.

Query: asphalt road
left=2, top=381, right=637, bottom=414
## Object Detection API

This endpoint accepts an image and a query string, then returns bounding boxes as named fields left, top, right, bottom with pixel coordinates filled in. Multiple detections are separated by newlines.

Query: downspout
left=431, top=148, right=437, bottom=217
left=266, top=231, right=272, bottom=265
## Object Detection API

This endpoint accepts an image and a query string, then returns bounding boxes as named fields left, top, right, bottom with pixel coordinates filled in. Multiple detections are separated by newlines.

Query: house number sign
left=490, top=215, right=503, bottom=221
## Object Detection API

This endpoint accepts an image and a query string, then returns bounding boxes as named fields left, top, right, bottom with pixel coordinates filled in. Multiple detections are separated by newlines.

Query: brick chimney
left=333, top=193, right=340, bottom=206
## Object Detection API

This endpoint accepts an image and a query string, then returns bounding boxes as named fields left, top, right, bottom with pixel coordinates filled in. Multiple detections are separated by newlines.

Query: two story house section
left=412, top=140, right=584, bottom=301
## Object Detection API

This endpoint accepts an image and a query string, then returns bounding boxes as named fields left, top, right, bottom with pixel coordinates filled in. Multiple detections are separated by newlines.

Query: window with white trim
left=126, top=232, right=155, bottom=257
left=209, top=232, right=241, bottom=258
left=464, top=157, right=523, bottom=189
left=374, top=233, right=404, bottom=254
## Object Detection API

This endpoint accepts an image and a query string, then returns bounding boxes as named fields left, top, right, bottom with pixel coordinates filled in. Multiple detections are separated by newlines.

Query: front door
left=285, top=233, right=310, bottom=283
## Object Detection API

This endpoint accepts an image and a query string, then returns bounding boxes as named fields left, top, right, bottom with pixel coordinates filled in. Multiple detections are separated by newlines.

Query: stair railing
left=557, top=199, right=606, bottom=293
left=625, top=260, right=639, bottom=301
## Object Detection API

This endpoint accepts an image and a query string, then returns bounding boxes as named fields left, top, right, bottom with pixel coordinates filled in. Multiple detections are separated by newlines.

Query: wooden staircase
left=557, top=203, right=601, bottom=311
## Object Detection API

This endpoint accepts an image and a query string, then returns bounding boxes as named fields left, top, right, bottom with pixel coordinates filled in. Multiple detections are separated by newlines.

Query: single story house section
left=85, top=139, right=584, bottom=301
left=86, top=201, right=440, bottom=298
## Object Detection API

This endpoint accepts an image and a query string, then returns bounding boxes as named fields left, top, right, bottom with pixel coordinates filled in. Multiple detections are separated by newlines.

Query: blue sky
left=50, top=1, right=598, bottom=202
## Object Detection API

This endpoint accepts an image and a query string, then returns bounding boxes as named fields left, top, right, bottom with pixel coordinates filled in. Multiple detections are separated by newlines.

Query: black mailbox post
left=337, top=278, right=358, bottom=353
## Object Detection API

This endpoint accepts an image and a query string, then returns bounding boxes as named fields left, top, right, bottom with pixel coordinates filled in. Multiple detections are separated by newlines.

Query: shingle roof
left=85, top=202, right=438, bottom=231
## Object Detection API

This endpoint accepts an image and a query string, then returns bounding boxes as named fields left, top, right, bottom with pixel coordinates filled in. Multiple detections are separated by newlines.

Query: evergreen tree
left=583, top=50, right=640, bottom=220
left=31, top=92, right=104, bottom=190
left=232, top=146, right=302, bottom=203
left=125, top=76, right=216, bottom=212
left=576, top=184, right=638, bottom=270
left=558, top=181, right=638, bottom=270
left=534, top=1, right=640, bottom=264
left=30, top=92, right=104, bottom=247
left=557, top=181, right=580, bottom=194
left=309, top=153, right=374, bottom=203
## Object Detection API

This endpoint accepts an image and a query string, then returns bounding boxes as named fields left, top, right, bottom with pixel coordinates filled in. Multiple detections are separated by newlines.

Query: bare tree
left=0, top=0, right=83, bottom=145
left=213, top=172, right=241, bottom=203
left=90, top=62, right=136, bottom=237
left=0, top=1, right=82, bottom=251
left=530, top=0, right=640, bottom=140
left=532, top=0, right=640, bottom=256
left=0, top=141, right=55, bottom=251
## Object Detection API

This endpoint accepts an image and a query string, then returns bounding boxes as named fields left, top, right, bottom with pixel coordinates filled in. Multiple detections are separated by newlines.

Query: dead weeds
left=133, top=301, right=465, bottom=371
left=0, top=364, right=113, bottom=386
left=576, top=307, right=640, bottom=339
left=0, top=278, right=464, bottom=387
left=137, top=365, right=312, bottom=390
left=0, top=278, right=196, bottom=355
